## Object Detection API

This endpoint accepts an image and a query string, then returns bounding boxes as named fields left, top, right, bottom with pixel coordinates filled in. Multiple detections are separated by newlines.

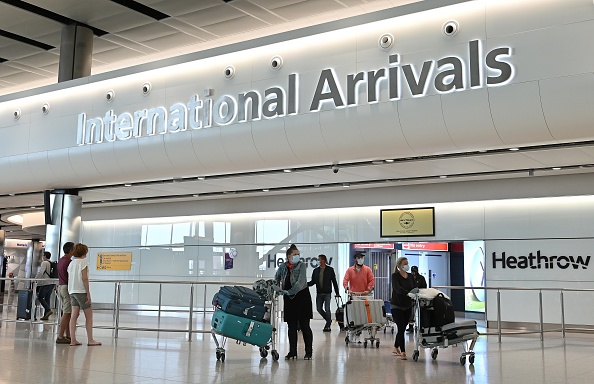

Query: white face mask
left=402, top=264, right=410, bottom=272
left=291, top=255, right=301, bottom=264
left=356, top=258, right=364, bottom=266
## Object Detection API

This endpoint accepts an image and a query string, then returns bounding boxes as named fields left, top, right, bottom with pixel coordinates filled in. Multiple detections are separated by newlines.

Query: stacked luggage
left=343, top=294, right=387, bottom=348
left=210, top=281, right=279, bottom=362
left=410, top=289, right=479, bottom=365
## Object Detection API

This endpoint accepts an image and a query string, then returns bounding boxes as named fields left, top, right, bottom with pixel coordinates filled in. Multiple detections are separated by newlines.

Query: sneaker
left=323, top=327, right=331, bottom=332
left=56, top=337, right=70, bottom=344
left=304, top=352, right=312, bottom=360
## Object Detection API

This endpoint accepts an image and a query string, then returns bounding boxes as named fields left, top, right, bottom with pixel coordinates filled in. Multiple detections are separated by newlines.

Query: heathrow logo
left=492, top=251, right=591, bottom=270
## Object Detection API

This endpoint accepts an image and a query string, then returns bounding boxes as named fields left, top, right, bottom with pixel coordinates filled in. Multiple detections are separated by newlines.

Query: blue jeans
left=38, top=284, right=54, bottom=313
left=316, top=293, right=332, bottom=327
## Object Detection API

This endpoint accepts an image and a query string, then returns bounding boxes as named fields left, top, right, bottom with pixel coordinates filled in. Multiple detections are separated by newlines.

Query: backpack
left=430, top=293, right=455, bottom=327
left=45, top=261, right=59, bottom=279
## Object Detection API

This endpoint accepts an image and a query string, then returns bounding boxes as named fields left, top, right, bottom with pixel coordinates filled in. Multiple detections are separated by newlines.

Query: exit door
left=368, top=251, right=391, bottom=302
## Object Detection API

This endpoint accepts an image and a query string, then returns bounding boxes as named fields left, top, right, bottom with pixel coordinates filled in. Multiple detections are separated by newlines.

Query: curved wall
left=0, top=0, right=593, bottom=193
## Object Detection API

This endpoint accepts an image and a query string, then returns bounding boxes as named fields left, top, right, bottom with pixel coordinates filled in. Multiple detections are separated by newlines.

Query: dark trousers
left=316, top=293, right=332, bottom=326
left=393, top=307, right=413, bottom=352
left=287, top=318, right=313, bottom=354
left=37, top=284, right=54, bottom=313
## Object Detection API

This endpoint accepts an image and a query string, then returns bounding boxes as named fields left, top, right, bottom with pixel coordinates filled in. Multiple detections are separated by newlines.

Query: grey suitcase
left=345, top=298, right=386, bottom=327
left=420, top=326, right=443, bottom=346
left=441, top=320, right=478, bottom=340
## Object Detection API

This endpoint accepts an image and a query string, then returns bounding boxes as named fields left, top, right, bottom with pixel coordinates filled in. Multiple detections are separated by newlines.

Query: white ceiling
left=2, top=0, right=594, bottom=240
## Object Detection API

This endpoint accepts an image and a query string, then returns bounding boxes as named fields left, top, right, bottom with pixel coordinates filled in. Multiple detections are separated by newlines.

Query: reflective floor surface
left=0, top=315, right=593, bottom=384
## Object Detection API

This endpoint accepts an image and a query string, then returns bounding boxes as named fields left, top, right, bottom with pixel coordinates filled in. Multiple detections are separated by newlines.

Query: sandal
left=400, top=352, right=407, bottom=360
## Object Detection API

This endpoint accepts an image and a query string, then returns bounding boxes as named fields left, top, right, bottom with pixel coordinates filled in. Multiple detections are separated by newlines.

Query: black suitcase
left=335, top=296, right=345, bottom=330
left=212, top=286, right=268, bottom=322
left=430, top=293, right=455, bottom=327
left=17, top=290, right=32, bottom=320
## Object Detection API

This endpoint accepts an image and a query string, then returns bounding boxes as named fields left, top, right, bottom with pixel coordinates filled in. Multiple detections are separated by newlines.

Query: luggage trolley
left=409, top=289, right=479, bottom=365
left=343, top=292, right=387, bottom=348
left=211, top=280, right=280, bottom=362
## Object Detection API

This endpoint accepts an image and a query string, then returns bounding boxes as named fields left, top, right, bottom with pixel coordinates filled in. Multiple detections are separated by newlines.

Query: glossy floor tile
left=0, top=314, right=593, bottom=384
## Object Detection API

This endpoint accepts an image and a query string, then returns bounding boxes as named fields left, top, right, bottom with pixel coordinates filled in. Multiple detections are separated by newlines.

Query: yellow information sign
left=380, top=207, right=435, bottom=237
left=97, top=252, right=132, bottom=270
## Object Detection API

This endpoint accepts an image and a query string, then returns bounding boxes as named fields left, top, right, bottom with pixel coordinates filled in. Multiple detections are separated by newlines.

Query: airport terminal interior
left=2, top=0, right=594, bottom=383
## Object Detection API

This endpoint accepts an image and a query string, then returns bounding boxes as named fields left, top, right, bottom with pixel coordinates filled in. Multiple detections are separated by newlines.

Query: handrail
left=434, top=285, right=594, bottom=342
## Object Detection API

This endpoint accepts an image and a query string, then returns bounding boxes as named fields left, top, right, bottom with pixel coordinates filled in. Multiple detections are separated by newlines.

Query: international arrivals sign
left=77, top=40, right=513, bottom=146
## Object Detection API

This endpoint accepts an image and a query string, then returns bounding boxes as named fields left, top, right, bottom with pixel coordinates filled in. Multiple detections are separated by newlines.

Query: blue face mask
left=291, top=255, right=301, bottom=264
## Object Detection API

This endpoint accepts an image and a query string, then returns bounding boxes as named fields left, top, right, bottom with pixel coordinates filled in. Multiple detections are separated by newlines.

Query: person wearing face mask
left=406, top=265, right=427, bottom=333
left=390, top=256, right=416, bottom=360
left=275, top=244, right=313, bottom=360
left=342, top=252, right=375, bottom=295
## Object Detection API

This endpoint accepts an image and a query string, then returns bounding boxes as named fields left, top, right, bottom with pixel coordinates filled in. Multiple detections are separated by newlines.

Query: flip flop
left=70, top=342, right=82, bottom=346
left=87, top=342, right=102, bottom=346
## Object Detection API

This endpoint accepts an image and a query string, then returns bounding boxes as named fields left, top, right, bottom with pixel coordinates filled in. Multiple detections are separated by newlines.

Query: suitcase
left=420, top=326, right=444, bottom=346
left=441, top=320, right=478, bottom=340
left=345, top=298, right=386, bottom=327
left=17, top=290, right=32, bottom=320
left=429, top=293, right=455, bottom=327
left=335, top=296, right=345, bottom=330
left=212, top=286, right=269, bottom=322
left=211, top=309, right=272, bottom=347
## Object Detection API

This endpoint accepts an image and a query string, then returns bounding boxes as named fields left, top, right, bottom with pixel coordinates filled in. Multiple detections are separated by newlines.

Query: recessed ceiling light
left=439, top=175, right=448, bottom=179
left=372, top=160, right=384, bottom=165
left=283, top=169, right=293, bottom=173
left=509, top=148, right=519, bottom=151
left=197, top=176, right=206, bottom=180
left=31, top=206, right=36, bottom=209
left=262, top=189, right=269, bottom=192
left=342, top=183, right=350, bottom=187
left=9, top=193, right=15, bottom=196
left=314, top=184, right=320, bottom=188
left=124, top=183, right=132, bottom=187
left=552, top=167, right=561, bottom=170
left=192, top=194, right=199, bottom=197
left=384, top=159, right=394, bottom=163
left=131, top=199, right=137, bottom=202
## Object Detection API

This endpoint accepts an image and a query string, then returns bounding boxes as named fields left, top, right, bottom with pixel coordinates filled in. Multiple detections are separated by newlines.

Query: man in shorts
left=56, top=242, right=74, bottom=344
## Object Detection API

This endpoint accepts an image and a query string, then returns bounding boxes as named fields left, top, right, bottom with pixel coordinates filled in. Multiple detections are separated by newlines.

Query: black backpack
left=45, top=261, right=59, bottom=279
left=430, top=293, right=455, bottom=327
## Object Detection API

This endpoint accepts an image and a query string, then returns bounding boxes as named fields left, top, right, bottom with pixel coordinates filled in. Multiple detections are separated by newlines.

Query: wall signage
left=380, top=207, right=435, bottom=237
left=77, top=40, right=513, bottom=146
left=492, top=251, right=590, bottom=270
left=402, top=242, right=448, bottom=251
left=97, top=252, right=132, bottom=270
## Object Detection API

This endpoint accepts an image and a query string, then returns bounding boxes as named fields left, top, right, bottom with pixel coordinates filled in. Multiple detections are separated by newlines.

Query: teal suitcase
left=211, top=309, right=272, bottom=347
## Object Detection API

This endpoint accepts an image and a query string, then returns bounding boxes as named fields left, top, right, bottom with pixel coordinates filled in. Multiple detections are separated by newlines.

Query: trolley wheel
left=469, top=354, right=475, bottom=365
left=412, top=350, right=419, bottom=362
left=216, top=351, right=221, bottom=361
left=363, top=341, right=368, bottom=348
left=375, top=341, right=380, bottom=349
left=460, top=355, right=466, bottom=365
left=345, top=336, right=350, bottom=345
left=271, top=350, right=279, bottom=361
left=431, top=349, right=438, bottom=360
left=259, top=347, right=268, bottom=358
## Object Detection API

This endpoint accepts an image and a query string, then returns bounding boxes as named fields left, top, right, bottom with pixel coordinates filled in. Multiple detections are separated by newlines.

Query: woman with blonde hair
left=67, top=243, right=101, bottom=346
left=390, top=256, right=416, bottom=360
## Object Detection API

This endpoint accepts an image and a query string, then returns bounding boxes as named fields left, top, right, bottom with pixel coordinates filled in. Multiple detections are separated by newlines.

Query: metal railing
left=0, top=277, right=262, bottom=341
left=434, top=285, right=594, bottom=343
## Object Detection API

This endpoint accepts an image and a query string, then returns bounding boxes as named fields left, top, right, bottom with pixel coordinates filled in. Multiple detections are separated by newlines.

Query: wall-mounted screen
left=464, top=241, right=485, bottom=313
left=380, top=207, right=435, bottom=237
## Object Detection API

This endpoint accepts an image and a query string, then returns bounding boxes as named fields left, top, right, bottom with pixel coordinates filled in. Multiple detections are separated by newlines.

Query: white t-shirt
left=67, top=258, right=88, bottom=294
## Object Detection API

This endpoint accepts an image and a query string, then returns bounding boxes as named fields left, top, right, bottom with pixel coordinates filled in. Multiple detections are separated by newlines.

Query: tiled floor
left=0, top=312, right=593, bottom=384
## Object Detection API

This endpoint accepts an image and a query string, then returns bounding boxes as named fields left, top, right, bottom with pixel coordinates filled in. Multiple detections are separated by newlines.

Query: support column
left=44, top=191, right=82, bottom=262
left=58, top=24, right=93, bottom=82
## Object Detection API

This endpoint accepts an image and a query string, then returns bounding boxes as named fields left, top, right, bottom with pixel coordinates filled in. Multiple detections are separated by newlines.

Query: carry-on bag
left=211, top=309, right=272, bottom=347
left=16, top=290, right=32, bottom=320
left=441, top=320, right=478, bottom=340
left=345, top=298, right=386, bottom=327
left=335, top=296, right=345, bottom=330
left=212, top=286, right=268, bottom=322
left=429, top=293, right=455, bottom=327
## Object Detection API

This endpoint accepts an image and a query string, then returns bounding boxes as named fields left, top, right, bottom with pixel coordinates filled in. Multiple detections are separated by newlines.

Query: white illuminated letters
left=77, top=40, right=514, bottom=146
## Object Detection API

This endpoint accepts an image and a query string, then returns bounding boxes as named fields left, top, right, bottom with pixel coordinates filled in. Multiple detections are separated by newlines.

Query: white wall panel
left=89, top=141, right=123, bottom=178
left=441, top=88, right=504, bottom=150
left=26, top=151, right=55, bottom=187
left=355, top=102, right=415, bottom=158
left=220, top=122, right=268, bottom=169
left=190, top=126, right=230, bottom=172
left=163, top=130, right=207, bottom=176
left=539, top=73, right=594, bottom=141
left=319, top=107, right=366, bottom=160
left=251, top=118, right=297, bottom=168
left=67, top=145, right=106, bottom=186
left=8, top=154, right=36, bottom=191
left=134, top=134, right=177, bottom=178
left=284, top=113, right=328, bottom=165
left=488, top=82, right=553, bottom=145
left=28, top=115, right=79, bottom=153
left=485, top=0, right=594, bottom=39
left=0, top=123, right=30, bottom=156
left=47, top=148, right=77, bottom=188
left=399, top=95, right=456, bottom=153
